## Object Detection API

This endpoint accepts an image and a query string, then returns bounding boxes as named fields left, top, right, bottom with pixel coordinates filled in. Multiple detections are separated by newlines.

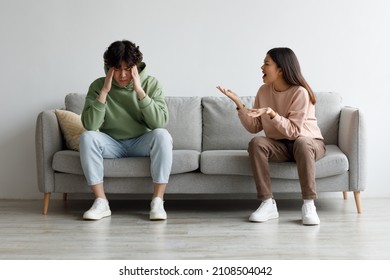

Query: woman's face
left=261, top=55, right=282, bottom=85
left=113, top=61, right=132, bottom=87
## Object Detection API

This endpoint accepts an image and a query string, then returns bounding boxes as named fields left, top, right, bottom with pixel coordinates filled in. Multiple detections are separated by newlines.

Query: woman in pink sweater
left=217, top=48, right=325, bottom=225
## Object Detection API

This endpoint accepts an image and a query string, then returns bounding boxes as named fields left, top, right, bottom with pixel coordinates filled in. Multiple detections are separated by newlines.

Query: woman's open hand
left=216, top=86, right=243, bottom=108
left=247, top=107, right=275, bottom=118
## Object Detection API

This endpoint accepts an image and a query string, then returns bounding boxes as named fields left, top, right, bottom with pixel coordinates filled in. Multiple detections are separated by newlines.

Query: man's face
left=113, top=61, right=132, bottom=87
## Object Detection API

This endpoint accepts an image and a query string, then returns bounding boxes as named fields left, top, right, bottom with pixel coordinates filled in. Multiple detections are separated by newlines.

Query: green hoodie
left=81, top=62, right=169, bottom=140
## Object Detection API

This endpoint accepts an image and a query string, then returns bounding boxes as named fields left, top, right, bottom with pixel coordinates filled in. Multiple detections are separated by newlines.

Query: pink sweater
left=238, top=84, right=323, bottom=140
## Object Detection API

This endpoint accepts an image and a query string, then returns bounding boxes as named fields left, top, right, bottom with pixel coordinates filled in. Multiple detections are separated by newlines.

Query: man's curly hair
left=103, top=40, right=143, bottom=69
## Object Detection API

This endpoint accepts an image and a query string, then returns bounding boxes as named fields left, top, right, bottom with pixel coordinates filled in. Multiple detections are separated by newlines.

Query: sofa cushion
left=64, top=93, right=202, bottom=151
left=65, top=93, right=85, bottom=114
left=165, top=96, right=202, bottom=151
left=55, top=109, right=86, bottom=151
left=202, top=96, right=261, bottom=151
left=53, top=150, right=200, bottom=177
left=201, top=93, right=342, bottom=149
left=315, top=92, right=342, bottom=145
left=200, top=145, right=348, bottom=179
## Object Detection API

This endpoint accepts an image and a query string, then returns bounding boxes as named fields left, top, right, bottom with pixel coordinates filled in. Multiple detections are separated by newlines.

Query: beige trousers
left=248, top=136, right=326, bottom=200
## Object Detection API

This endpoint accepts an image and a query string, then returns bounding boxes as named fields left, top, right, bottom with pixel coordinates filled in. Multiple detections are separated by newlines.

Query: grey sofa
left=35, top=92, right=366, bottom=214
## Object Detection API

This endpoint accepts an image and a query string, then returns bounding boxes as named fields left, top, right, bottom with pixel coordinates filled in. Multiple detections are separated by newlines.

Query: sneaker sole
left=302, top=213, right=320, bottom=225
left=149, top=213, right=167, bottom=221
left=302, top=219, right=320, bottom=226
left=249, top=213, right=279, bottom=223
left=83, top=210, right=111, bottom=220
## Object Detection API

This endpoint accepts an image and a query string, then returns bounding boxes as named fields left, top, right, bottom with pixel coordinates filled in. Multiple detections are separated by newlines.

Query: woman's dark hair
left=267, top=48, right=316, bottom=104
left=103, top=40, right=143, bottom=69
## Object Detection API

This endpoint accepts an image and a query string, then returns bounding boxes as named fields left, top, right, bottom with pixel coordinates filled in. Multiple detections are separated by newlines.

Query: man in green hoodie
left=80, top=40, right=172, bottom=221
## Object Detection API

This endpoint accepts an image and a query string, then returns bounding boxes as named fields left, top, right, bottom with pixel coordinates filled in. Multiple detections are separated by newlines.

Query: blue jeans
left=79, top=129, right=173, bottom=186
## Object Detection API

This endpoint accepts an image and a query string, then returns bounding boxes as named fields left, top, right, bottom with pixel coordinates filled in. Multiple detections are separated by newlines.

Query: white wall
left=0, top=0, right=389, bottom=199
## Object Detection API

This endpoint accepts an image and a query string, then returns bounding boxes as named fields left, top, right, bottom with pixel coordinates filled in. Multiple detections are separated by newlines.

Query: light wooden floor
left=1, top=197, right=390, bottom=260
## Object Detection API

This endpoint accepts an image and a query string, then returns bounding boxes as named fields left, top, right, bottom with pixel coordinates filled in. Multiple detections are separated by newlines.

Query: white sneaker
left=150, top=197, right=167, bottom=220
left=83, top=198, right=111, bottom=220
left=249, top=199, right=279, bottom=222
left=302, top=203, right=320, bottom=225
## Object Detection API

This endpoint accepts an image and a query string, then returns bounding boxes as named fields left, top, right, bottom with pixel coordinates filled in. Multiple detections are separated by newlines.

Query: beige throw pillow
left=55, top=109, right=86, bottom=151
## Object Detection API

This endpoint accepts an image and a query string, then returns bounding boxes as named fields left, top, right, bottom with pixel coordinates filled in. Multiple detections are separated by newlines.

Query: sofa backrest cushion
left=165, top=97, right=202, bottom=151
left=64, top=93, right=202, bottom=151
left=202, top=96, right=260, bottom=151
left=315, top=92, right=342, bottom=145
left=64, top=92, right=341, bottom=151
left=201, top=92, right=342, bottom=150
left=65, top=93, right=85, bottom=115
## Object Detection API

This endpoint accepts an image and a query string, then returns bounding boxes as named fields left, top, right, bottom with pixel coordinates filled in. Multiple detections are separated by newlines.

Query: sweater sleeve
left=237, top=88, right=264, bottom=134
left=81, top=79, right=106, bottom=131
left=138, top=78, right=169, bottom=129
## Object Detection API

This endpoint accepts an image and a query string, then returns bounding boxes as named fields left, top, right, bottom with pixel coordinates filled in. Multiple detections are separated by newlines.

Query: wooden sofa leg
left=343, top=192, right=348, bottom=200
left=353, top=191, right=362, bottom=214
left=63, top=193, right=68, bottom=201
left=42, top=192, right=51, bottom=215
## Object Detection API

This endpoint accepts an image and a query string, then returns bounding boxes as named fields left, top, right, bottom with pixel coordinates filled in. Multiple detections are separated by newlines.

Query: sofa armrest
left=35, top=110, right=65, bottom=193
left=338, top=106, right=367, bottom=192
